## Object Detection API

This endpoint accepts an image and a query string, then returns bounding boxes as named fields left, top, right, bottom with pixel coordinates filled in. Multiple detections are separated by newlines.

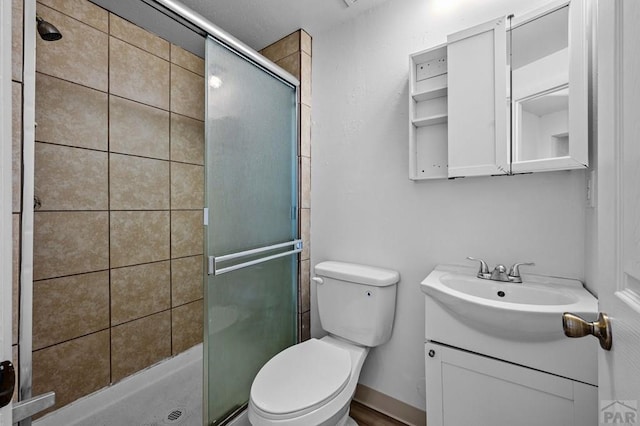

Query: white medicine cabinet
left=408, top=0, right=590, bottom=180
left=409, top=44, right=449, bottom=180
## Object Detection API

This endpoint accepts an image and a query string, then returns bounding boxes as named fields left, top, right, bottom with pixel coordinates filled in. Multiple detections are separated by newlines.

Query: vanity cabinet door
left=425, top=342, right=597, bottom=426
left=510, top=1, right=589, bottom=173
left=447, top=17, right=509, bottom=177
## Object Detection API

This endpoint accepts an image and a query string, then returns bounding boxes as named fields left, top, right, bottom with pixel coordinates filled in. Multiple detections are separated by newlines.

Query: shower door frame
left=203, top=35, right=300, bottom=425
left=1, top=0, right=15, bottom=423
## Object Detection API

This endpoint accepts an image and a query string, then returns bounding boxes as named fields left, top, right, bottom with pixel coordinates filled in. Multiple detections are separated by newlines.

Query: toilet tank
left=314, top=261, right=399, bottom=347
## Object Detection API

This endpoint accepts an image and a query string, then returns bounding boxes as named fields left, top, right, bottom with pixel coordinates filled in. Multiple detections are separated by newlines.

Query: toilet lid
left=251, top=338, right=352, bottom=416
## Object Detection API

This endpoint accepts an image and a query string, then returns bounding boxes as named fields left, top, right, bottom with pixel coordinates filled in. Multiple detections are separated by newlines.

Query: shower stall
left=8, top=0, right=302, bottom=424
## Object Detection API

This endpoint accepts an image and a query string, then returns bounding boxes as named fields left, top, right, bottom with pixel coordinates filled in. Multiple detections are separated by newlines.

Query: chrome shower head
left=36, top=15, right=62, bottom=41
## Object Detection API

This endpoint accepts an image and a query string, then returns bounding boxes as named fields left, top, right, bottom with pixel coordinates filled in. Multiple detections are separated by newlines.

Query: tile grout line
left=31, top=298, right=204, bottom=354
left=32, top=253, right=206, bottom=283
left=169, top=45, right=174, bottom=356
left=107, top=14, right=113, bottom=386
left=35, top=70, right=206, bottom=123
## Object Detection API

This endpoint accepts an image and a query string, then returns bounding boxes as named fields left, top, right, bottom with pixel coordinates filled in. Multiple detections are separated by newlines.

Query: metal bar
left=0, top=0, right=13, bottom=419
left=12, top=392, right=55, bottom=423
left=214, top=246, right=302, bottom=276
left=152, top=0, right=300, bottom=87
left=20, top=1, right=37, bottom=425
left=215, top=240, right=302, bottom=263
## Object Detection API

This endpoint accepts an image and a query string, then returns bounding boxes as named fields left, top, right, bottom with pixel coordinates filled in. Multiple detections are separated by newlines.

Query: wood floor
left=349, top=401, right=408, bottom=426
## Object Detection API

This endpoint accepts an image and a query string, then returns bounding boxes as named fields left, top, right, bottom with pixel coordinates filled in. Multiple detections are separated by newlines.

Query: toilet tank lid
left=314, top=261, right=400, bottom=287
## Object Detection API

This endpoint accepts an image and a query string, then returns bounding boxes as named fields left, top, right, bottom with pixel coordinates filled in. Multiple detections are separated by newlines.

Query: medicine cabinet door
left=510, top=1, right=589, bottom=173
left=447, top=16, right=509, bottom=178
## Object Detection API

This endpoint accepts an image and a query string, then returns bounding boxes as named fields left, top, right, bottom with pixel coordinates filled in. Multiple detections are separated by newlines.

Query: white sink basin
left=421, top=265, right=597, bottom=342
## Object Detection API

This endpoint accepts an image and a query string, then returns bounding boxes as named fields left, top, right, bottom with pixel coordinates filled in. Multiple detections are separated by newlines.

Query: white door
left=595, top=0, right=640, bottom=423
left=0, top=0, right=15, bottom=424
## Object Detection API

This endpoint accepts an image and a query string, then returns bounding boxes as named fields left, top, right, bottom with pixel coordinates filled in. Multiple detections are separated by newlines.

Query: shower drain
left=141, top=406, right=189, bottom=426
left=163, top=407, right=187, bottom=425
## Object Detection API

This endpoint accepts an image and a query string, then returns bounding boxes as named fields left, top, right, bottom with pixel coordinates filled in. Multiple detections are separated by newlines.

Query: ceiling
left=177, top=0, right=390, bottom=50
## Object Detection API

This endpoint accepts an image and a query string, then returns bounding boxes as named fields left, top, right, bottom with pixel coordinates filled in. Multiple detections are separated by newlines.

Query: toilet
left=248, top=261, right=400, bottom=426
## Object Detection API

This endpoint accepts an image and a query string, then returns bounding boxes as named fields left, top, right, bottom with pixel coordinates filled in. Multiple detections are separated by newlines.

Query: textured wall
left=14, top=0, right=205, bottom=416
left=311, top=0, right=588, bottom=411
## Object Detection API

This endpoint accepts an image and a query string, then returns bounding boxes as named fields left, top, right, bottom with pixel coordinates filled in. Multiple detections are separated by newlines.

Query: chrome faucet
left=466, top=257, right=534, bottom=283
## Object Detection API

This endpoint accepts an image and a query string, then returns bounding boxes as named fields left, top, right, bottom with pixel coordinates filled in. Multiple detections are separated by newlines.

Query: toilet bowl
left=248, top=261, right=400, bottom=426
left=248, top=336, right=367, bottom=426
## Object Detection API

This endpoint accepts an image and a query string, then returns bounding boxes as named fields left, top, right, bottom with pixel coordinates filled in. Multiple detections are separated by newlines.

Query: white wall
left=311, top=0, right=588, bottom=411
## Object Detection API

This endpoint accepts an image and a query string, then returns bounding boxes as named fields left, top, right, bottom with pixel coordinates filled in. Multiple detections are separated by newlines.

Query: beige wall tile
left=300, top=311, right=310, bottom=342
left=38, top=0, right=109, bottom=33
left=301, top=103, right=311, bottom=158
left=171, top=255, right=203, bottom=307
left=170, top=65, right=204, bottom=120
left=171, top=44, right=204, bottom=76
left=36, top=4, right=108, bottom=91
left=110, top=154, right=169, bottom=210
left=301, top=208, right=310, bottom=261
left=171, top=210, right=203, bottom=258
left=12, top=0, right=23, bottom=82
left=301, top=30, right=312, bottom=56
left=35, top=143, right=108, bottom=210
left=301, top=52, right=312, bottom=107
left=110, top=211, right=170, bottom=268
left=110, top=96, right=169, bottom=160
left=301, top=156, right=311, bottom=209
left=12, top=82, right=21, bottom=213
left=110, top=37, right=170, bottom=110
left=261, top=32, right=299, bottom=63
left=171, top=162, right=204, bottom=210
left=34, top=211, right=109, bottom=280
left=32, top=330, right=110, bottom=418
left=276, top=53, right=301, bottom=80
left=35, top=73, right=108, bottom=151
left=111, top=261, right=171, bottom=325
left=12, top=215, right=19, bottom=346
left=33, top=271, right=109, bottom=350
left=170, top=113, right=204, bottom=165
left=111, top=311, right=171, bottom=382
left=299, top=259, right=310, bottom=313
left=172, top=299, right=203, bottom=354
left=110, top=14, right=169, bottom=59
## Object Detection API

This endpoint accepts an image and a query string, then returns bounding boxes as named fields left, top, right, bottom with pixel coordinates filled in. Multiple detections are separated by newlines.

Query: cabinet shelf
left=410, top=44, right=449, bottom=181
left=412, top=114, right=448, bottom=127
left=412, top=87, right=448, bottom=102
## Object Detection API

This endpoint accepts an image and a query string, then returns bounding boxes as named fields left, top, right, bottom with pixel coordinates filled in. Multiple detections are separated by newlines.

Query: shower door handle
left=209, top=239, right=303, bottom=275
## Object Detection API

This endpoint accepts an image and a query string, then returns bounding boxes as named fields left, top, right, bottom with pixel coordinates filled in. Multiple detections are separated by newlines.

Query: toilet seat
left=250, top=338, right=352, bottom=419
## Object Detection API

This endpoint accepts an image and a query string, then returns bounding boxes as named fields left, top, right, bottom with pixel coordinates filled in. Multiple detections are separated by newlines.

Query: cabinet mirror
left=510, top=3, right=587, bottom=173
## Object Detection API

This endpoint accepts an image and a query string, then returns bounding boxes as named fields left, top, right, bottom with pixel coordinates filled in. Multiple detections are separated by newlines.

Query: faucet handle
left=508, top=262, right=535, bottom=279
left=466, top=257, right=490, bottom=278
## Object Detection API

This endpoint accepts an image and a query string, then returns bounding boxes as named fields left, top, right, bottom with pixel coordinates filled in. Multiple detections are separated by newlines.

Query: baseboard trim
left=353, top=384, right=426, bottom=426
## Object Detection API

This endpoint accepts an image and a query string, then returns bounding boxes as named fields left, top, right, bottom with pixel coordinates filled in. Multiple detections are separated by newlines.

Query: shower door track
left=150, top=0, right=299, bottom=88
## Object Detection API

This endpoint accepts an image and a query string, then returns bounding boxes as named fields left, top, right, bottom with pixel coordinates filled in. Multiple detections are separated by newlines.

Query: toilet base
left=335, top=411, right=358, bottom=426
left=345, top=416, right=358, bottom=426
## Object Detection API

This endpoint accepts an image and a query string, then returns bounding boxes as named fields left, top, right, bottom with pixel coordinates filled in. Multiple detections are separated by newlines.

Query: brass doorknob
left=562, top=312, right=612, bottom=350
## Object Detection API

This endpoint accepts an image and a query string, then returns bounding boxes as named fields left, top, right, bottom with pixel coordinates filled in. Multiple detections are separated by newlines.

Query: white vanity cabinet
left=447, top=17, right=509, bottom=178
left=425, top=342, right=597, bottom=426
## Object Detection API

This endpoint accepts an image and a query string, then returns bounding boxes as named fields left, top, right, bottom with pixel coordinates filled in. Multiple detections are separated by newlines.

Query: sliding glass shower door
left=204, top=37, right=299, bottom=425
